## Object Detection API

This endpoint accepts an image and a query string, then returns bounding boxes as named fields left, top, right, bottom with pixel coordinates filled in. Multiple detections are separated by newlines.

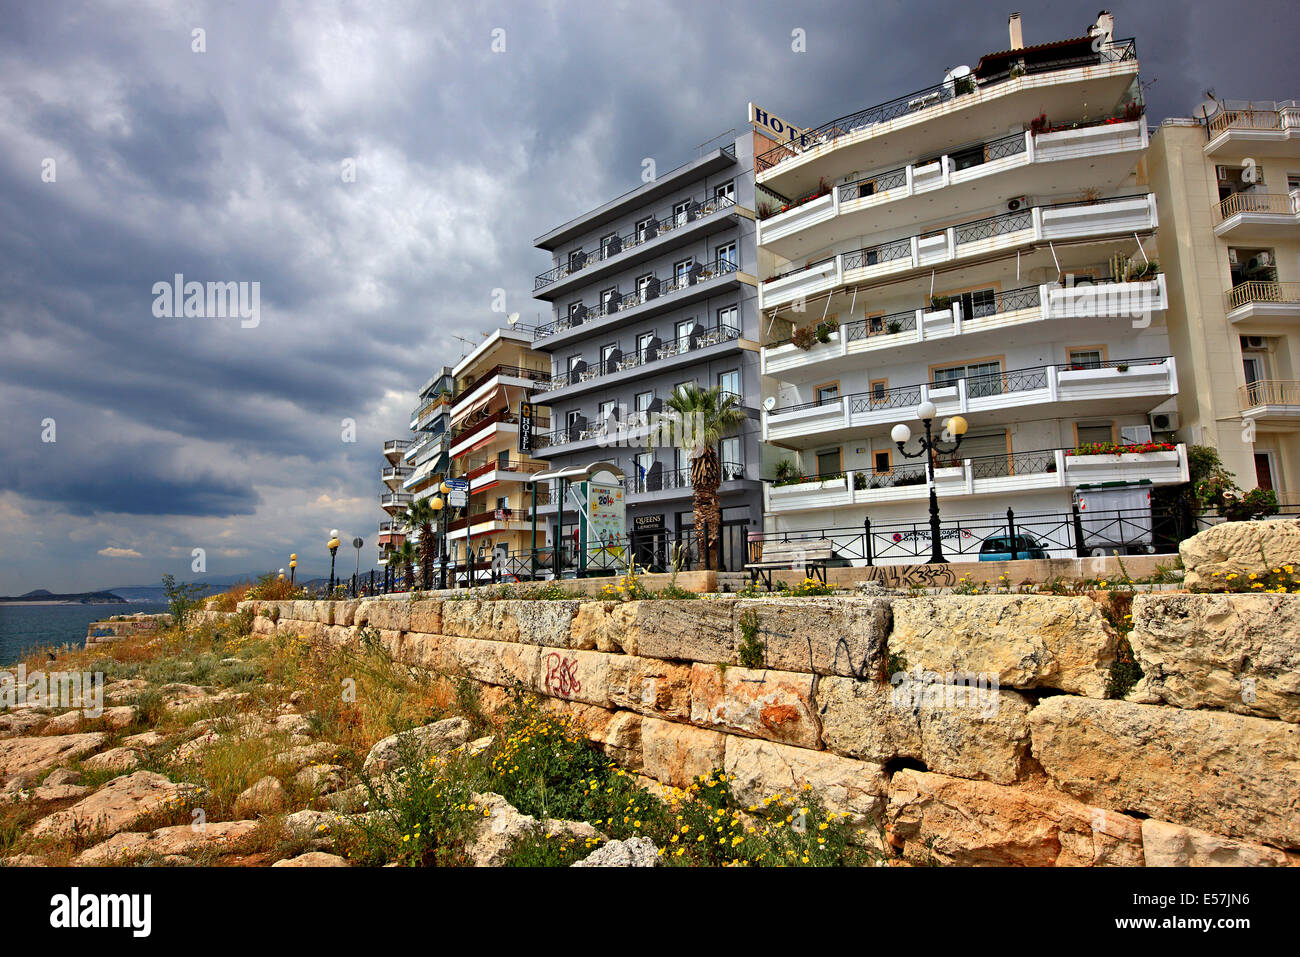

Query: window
left=870, top=379, right=888, bottom=406
left=567, top=248, right=584, bottom=270
left=636, top=391, right=654, bottom=414
left=674, top=380, right=695, bottom=399
left=601, top=287, right=620, bottom=315
left=933, top=361, right=1002, bottom=397
left=867, top=313, right=884, bottom=335
left=718, top=369, right=740, bottom=399
left=637, top=331, right=655, bottom=362
left=565, top=409, right=581, bottom=435
left=720, top=438, right=741, bottom=476
left=636, top=452, right=654, bottom=486
left=601, top=343, right=619, bottom=371
left=1076, top=423, right=1114, bottom=445
left=600, top=232, right=619, bottom=259
left=566, top=354, right=583, bottom=374
left=637, top=273, right=654, bottom=302
left=717, top=305, right=738, bottom=331
left=676, top=318, right=696, bottom=342
left=716, top=241, right=738, bottom=269
left=635, top=217, right=654, bottom=240
left=673, top=199, right=691, bottom=226
left=497, top=450, right=510, bottom=468
left=815, top=382, right=839, bottom=404
left=714, top=181, right=735, bottom=204
left=676, top=447, right=691, bottom=477
left=816, top=448, right=841, bottom=477
left=873, top=450, right=892, bottom=474
left=1067, top=349, right=1104, bottom=369
left=674, top=258, right=694, bottom=285
left=953, top=288, right=997, bottom=319
left=598, top=399, right=616, bottom=424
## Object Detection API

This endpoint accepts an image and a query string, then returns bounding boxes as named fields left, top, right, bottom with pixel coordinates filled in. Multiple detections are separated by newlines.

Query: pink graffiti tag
left=545, top=653, right=582, bottom=698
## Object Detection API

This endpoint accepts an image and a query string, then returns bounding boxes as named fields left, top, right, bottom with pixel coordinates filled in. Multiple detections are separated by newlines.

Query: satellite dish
left=507, top=312, right=520, bottom=325
left=762, top=396, right=777, bottom=411
left=943, top=65, right=972, bottom=93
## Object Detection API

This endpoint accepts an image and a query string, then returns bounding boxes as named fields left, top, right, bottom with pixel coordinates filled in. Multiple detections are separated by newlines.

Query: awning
left=529, top=460, right=625, bottom=483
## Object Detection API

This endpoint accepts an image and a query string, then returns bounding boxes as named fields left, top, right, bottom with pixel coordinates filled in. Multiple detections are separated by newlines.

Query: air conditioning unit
left=1242, top=335, right=1267, bottom=350
left=1121, top=424, right=1154, bottom=444
left=1149, top=411, right=1180, bottom=432
left=1006, top=195, right=1028, bottom=212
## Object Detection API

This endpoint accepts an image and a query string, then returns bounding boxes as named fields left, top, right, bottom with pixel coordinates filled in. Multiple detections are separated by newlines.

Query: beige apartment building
left=447, top=327, right=551, bottom=567
left=1149, top=100, right=1300, bottom=503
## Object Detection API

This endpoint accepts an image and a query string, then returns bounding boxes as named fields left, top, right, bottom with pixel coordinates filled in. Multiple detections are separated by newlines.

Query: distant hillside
left=1, top=589, right=128, bottom=604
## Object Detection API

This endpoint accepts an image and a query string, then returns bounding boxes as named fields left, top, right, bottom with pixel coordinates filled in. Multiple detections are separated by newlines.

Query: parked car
left=978, top=534, right=1048, bottom=561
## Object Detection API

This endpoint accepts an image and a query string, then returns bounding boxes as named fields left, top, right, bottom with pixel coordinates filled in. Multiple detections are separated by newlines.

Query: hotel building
left=527, top=132, right=766, bottom=571
left=1148, top=98, right=1300, bottom=504
left=446, top=328, right=551, bottom=568
left=753, top=11, right=1187, bottom=558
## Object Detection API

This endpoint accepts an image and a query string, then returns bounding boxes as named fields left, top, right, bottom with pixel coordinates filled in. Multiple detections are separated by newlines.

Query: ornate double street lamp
left=891, top=401, right=968, bottom=565
left=327, top=529, right=341, bottom=594
left=289, top=554, right=297, bottom=587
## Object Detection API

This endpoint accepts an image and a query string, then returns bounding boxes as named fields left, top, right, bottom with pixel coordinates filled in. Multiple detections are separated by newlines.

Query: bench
left=745, top=539, right=836, bottom=591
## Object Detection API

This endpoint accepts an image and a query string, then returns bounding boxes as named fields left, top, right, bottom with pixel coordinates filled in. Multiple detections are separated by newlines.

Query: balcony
left=1225, top=281, right=1300, bottom=323
left=760, top=194, right=1157, bottom=311
left=756, top=37, right=1138, bottom=195
left=534, top=194, right=742, bottom=300
left=380, top=491, right=413, bottom=513
left=624, top=461, right=746, bottom=498
left=533, top=257, right=744, bottom=349
left=762, top=276, right=1166, bottom=377
left=381, top=465, right=412, bottom=488
left=535, top=323, right=742, bottom=400
left=759, top=120, right=1147, bottom=260
left=764, top=356, right=1177, bottom=447
left=532, top=392, right=744, bottom=456
left=1213, top=191, right=1300, bottom=238
left=1205, top=100, right=1300, bottom=156
left=766, top=444, right=1187, bottom=514
left=382, top=438, right=412, bottom=463
left=410, top=392, right=454, bottom=430
left=1239, top=380, right=1300, bottom=429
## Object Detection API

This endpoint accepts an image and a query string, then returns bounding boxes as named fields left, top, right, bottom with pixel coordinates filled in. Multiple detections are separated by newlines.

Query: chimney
left=1008, top=12, right=1024, bottom=50
left=1094, top=9, right=1115, bottom=42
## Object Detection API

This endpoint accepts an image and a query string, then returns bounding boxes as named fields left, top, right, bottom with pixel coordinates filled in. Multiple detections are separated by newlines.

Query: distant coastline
left=0, top=589, right=128, bottom=605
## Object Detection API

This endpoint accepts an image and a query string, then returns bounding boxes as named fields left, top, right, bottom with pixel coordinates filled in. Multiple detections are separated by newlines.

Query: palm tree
left=404, top=498, right=438, bottom=590
left=392, top=539, right=418, bottom=593
left=662, top=384, right=747, bottom=570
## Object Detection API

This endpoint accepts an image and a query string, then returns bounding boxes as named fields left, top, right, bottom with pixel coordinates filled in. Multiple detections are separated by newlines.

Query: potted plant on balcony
left=815, top=317, right=840, bottom=343
left=886, top=319, right=903, bottom=335
left=791, top=325, right=819, bottom=350
left=929, top=294, right=952, bottom=311
left=1030, top=113, right=1049, bottom=136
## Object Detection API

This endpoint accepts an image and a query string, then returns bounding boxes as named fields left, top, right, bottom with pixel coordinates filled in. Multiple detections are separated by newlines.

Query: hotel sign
left=518, top=401, right=535, bottom=454
left=748, top=102, right=808, bottom=147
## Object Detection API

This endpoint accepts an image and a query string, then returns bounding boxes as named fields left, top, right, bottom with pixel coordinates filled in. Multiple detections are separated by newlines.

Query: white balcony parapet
left=759, top=194, right=1157, bottom=311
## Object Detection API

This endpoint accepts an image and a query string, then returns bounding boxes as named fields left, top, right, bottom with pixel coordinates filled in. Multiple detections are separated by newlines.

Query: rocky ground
left=0, top=610, right=866, bottom=867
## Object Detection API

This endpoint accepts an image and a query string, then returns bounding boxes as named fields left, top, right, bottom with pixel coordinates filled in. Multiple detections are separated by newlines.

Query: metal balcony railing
left=1239, top=380, right=1300, bottom=410
left=536, top=324, right=741, bottom=393
left=383, top=438, right=412, bottom=454
left=534, top=194, right=739, bottom=291
left=1226, top=281, right=1300, bottom=311
left=533, top=392, right=743, bottom=450
left=623, top=461, right=745, bottom=495
left=755, top=39, right=1137, bottom=172
left=766, top=194, right=1148, bottom=285
left=1216, top=191, right=1299, bottom=221
left=770, top=357, right=1171, bottom=415
left=534, top=256, right=740, bottom=340
left=1207, top=101, right=1299, bottom=137
left=380, top=492, right=413, bottom=508
left=455, top=364, right=549, bottom=399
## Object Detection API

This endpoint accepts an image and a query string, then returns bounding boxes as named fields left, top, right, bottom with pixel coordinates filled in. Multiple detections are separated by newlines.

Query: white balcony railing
left=760, top=194, right=1157, bottom=311
left=766, top=444, right=1188, bottom=514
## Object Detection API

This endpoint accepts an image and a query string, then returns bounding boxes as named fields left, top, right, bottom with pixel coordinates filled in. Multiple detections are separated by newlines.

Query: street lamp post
left=430, top=483, right=450, bottom=590
left=289, top=554, right=297, bottom=587
left=352, top=537, right=364, bottom=595
left=327, top=529, right=341, bottom=594
left=891, top=402, right=968, bottom=565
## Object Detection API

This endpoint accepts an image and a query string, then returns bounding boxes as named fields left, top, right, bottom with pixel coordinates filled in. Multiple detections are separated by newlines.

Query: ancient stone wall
left=236, top=593, right=1299, bottom=866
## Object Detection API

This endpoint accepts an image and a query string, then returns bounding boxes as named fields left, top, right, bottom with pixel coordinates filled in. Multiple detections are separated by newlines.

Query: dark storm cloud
left=0, top=0, right=1292, bottom=591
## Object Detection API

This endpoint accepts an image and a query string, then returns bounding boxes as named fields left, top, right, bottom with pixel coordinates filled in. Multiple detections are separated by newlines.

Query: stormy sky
left=0, top=0, right=1292, bottom=593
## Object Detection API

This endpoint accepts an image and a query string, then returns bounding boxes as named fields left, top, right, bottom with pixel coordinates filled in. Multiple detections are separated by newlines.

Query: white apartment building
left=753, top=11, right=1187, bottom=560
